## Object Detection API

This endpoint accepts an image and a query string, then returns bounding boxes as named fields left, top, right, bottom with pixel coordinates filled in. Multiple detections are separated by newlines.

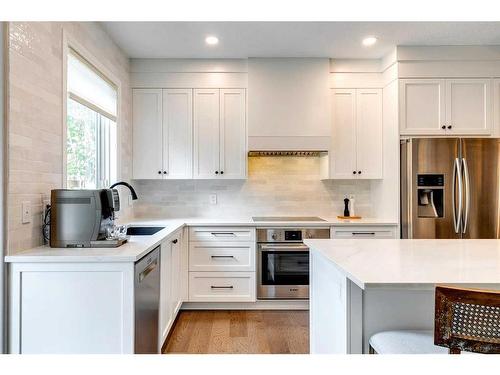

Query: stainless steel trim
left=259, top=244, right=309, bottom=252
left=138, top=260, right=157, bottom=283
left=452, top=157, right=463, bottom=234
left=462, top=158, right=470, bottom=234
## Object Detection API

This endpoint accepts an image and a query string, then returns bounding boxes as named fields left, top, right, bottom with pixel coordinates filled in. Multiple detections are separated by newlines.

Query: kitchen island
left=305, top=239, right=500, bottom=354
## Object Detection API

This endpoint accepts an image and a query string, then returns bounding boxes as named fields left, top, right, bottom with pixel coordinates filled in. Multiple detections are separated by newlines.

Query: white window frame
left=62, top=30, right=122, bottom=189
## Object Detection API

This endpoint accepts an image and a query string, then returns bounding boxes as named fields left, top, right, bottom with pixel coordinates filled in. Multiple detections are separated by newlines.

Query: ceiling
left=101, top=22, right=500, bottom=59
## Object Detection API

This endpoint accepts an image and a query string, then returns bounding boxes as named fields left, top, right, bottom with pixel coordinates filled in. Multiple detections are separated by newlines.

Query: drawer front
left=188, top=272, right=256, bottom=302
left=189, top=227, right=255, bottom=242
left=189, top=242, right=255, bottom=272
left=331, top=225, right=397, bottom=239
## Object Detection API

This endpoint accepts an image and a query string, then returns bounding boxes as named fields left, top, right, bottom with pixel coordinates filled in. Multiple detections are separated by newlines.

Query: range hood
left=248, top=58, right=331, bottom=151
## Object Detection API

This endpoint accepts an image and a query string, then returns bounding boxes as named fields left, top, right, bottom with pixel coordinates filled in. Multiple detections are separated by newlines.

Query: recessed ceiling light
left=205, top=36, right=219, bottom=45
left=362, top=36, right=377, bottom=47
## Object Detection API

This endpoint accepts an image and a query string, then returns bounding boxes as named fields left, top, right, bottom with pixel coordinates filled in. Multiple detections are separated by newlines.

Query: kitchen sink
left=126, top=226, right=165, bottom=236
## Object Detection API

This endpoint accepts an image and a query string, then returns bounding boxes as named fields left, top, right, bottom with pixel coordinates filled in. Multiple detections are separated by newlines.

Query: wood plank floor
left=163, top=310, right=309, bottom=354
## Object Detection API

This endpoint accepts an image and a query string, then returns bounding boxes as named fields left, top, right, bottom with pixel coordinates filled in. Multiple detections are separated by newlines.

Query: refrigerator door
left=409, top=138, right=461, bottom=239
left=460, top=138, right=500, bottom=239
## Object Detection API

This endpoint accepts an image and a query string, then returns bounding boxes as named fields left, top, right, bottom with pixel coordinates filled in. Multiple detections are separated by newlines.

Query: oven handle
left=259, top=244, right=309, bottom=252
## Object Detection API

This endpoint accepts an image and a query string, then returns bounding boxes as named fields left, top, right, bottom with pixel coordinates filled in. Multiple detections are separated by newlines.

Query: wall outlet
left=209, top=194, right=217, bottom=205
left=22, top=201, right=31, bottom=224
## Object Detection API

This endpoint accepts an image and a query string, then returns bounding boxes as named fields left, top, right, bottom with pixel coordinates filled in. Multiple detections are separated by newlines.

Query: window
left=66, top=49, right=117, bottom=189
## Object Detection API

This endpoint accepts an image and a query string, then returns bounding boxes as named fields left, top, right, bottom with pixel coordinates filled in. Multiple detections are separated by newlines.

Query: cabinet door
left=133, top=89, right=163, bottom=179
left=193, top=89, right=220, bottom=179
left=445, top=79, right=492, bottom=135
left=356, top=89, right=383, bottom=179
left=219, top=89, right=247, bottom=179
left=159, top=239, right=173, bottom=348
left=169, top=235, right=181, bottom=317
left=331, top=89, right=357, bottom=179
left=162, top=89, right=193, bottom=179
left=399, top=79, right=446, bottom=135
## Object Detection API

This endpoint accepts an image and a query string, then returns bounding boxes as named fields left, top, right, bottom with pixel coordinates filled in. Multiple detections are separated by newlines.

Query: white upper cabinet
left=355, top=89, right=383, bottom=179
left=194, top=88, right=247, bottom=179
left=331, top=89, right=357, bottom=179
left=162, top=89, right=193, bottom=179
left=133, top=89, right=163, bottom=179
left=219, top=89, right=247, bottom=179
left=329, top=88, right=383, bottom=179
left=193, top=89, right=221, bottom=179
left=399, top=79, right=446, bottom=135
left=445, top=79, right=492, bottom=135
left=400, top=78, right=492, bottom=135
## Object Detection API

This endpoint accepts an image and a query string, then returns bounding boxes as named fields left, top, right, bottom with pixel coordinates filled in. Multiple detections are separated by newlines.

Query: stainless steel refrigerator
left=401, top=138, right=500, bottom=239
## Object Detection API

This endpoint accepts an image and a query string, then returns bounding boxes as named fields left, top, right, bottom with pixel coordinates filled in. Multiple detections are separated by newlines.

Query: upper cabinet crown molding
left=400, top=78, right=492, bottom=136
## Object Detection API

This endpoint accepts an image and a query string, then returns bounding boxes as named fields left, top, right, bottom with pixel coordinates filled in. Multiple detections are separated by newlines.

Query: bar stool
left=368, top=286, right=500, bottom=354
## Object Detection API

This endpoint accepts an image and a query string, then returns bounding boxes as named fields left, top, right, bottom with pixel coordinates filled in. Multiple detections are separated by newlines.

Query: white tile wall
left=132, top=156, right=373, bottom=219
left=7, top=22, right=132, bottom=254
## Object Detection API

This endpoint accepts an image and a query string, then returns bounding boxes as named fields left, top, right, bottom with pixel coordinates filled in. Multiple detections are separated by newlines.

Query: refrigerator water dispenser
left=417, top=174, right=444, bottom=218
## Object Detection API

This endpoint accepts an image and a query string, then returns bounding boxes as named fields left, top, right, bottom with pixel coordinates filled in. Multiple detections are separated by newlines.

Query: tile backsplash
left=132, top=156, right=373, bottom=219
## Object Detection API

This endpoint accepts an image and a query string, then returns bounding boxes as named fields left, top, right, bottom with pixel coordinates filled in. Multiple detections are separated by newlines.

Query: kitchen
left=0, top=10, right=500, bottom=365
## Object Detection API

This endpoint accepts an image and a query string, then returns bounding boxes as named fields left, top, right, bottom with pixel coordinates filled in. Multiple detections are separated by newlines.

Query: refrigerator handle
left=452, top=158, right=463, bottom=234
left=462, top=158, right=471, bottom=234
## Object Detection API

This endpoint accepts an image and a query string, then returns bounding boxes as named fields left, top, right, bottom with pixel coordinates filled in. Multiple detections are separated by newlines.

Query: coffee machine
left=49, top=188, right=124, bottom=248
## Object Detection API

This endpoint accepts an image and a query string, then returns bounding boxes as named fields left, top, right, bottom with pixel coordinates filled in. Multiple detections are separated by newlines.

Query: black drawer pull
left=211, top=285, right=234, bottom=289
left=211, top=255, right=235, bottom=258
left=352, top=232, right=376, bottom=236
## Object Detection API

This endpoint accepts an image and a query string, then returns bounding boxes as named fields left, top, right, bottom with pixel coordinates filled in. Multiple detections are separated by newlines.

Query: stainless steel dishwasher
left=134, top=246, right=160, bottom=353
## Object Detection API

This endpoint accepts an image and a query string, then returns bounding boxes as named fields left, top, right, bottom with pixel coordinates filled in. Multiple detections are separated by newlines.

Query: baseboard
left=181, top=300, right=309, bottom=310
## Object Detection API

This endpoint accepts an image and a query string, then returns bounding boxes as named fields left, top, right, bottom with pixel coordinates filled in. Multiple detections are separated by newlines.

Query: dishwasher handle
left=138, top=259, right=158, bottom=283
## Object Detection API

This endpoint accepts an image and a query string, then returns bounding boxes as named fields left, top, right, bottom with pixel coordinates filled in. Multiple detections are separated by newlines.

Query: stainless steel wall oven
left=257, top=227, right=330, bottom=299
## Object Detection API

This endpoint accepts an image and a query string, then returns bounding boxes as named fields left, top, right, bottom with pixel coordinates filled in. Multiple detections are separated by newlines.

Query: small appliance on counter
left=49, top=182, right=138, bottom=248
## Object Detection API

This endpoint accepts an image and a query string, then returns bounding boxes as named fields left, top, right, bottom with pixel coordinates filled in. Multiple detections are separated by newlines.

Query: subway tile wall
left=7, top=22, right=132, bottom=254
left=132, top=156, right=373, bottom=219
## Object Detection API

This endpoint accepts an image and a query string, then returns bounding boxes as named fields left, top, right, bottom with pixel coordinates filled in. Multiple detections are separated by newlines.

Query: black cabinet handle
left=447, top=125, right=452, bottom=129
left=220, top=171, right=224, bottom=175
left=442, top=125, right=446, bottom=129
left=172, top=239, right=178, bottom=244
left=215, top=171, right=219, bottom=174
left=163, top=171, right=167, bottom=174
left=358, top=171, right=362, bottom=174
left=352, top=171, right=357, bottom=174
left=157, top=171, right=162, bottom=174
left=211, top=285, right=234, bottom=289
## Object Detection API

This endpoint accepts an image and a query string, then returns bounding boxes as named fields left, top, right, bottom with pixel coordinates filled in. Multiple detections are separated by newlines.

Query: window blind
left=67, top=49, right=117, bottom=121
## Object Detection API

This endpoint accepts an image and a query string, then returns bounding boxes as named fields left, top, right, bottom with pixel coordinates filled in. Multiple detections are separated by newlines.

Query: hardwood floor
left=163, top=310, right=309, bottom=354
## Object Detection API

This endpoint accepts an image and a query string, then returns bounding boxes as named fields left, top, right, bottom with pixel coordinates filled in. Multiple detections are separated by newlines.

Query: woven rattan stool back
left=435, top=286, right=500, bottom=354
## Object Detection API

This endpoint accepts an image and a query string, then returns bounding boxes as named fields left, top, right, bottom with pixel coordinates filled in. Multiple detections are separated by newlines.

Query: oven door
left=257, top=243, right=309, bottom=299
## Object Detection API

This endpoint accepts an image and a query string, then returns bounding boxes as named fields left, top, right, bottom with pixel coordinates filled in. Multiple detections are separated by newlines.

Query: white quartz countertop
left=4, top=217, right=397, bottom=263
left=305, top=238, right=500, bottom=289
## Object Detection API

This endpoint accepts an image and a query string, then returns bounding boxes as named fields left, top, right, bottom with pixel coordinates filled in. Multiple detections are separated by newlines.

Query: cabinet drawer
left=331, top=225, right=397, bottom=239
left=188, top=272, right=256, bottom=302
left=189, top=242, right=255, bottom=272
left=189, top=227, right=255, bottom=242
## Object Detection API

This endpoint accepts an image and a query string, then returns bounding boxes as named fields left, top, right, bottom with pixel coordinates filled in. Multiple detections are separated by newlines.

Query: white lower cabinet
left=159, top=228, right=186, bottom=349
left=331, top=225, right=398, bottom=239
left=187, top=226, right=256, bottom=303
left=188, top=272, right=256, bottom=302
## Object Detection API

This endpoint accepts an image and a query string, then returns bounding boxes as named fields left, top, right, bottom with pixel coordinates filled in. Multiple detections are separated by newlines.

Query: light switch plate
left=22, top=201, right=31, bottom=224
left=209, top=194, right=217, bottom=205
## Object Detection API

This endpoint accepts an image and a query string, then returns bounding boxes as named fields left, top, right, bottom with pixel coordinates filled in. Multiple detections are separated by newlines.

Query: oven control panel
left=256, top=228, right=330, bottom=242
